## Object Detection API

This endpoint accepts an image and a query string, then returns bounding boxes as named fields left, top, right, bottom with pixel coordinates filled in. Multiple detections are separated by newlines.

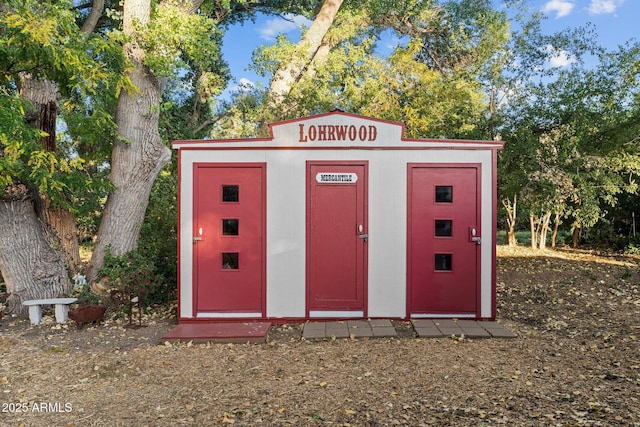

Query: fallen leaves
left=0, top=246, right=639, bottom=425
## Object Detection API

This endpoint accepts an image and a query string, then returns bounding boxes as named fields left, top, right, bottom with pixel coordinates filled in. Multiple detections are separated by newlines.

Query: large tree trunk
left=0, top=186, right=71, bottom=315
left=20, top=75, right=82, bottom=273
left=86, top=0, right=171, bottom=282
left=265, top=0, right=343, bottom=117
left=0, top=75, right=76, bottom=314
left=19, top=76, right=58, bottom=151
left=45, top=199, right=81, bottom=271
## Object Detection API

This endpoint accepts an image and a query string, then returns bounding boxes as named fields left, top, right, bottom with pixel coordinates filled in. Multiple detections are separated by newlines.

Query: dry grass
left=1, top=246, right=639, bottom=426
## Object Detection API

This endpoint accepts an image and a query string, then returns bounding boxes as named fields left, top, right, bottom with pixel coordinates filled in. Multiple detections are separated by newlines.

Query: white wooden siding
left=178, top=148, right=495, bottom=319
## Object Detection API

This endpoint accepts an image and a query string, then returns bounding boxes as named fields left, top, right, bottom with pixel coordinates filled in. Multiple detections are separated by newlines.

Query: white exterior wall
left=175, top=112, right=501, bottom=320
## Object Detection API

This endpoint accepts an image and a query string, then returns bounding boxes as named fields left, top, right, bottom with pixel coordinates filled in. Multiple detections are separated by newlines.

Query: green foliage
left=0, top=91, right=87, bottom=196
left=624, top=240, right=640, bottom=255
left=0, top=93, right=40, bottom=189
left=208, top=85, right=265, bottom=139
left=140, top=3, right=230, bottom=100
left=248, top=0, right=509, bottom=138
left=67, top=283, right=104, bottom=306
left=495, top=4, right=640, bottom=245
left=98, top=248, right=161, bottom=305
left=1, top=1, right=121, bottom=98
left=0, top=0, right=121, bottom=203
left=136, top=165, right=178, bottom=305
left=97, top=247, right=162, bottom=325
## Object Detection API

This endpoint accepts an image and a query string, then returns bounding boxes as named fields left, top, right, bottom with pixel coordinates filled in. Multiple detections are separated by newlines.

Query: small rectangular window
left=435, top=220, right=453, bottom=237
left=435, top=254, right=452, bottom=271
left=435, top=186, right=453, bottom=203
left=222, top=185, right=239, bottom=202
left=222, top=253, right=239, bottom=270
left=222, top=219, right=239, bottom=236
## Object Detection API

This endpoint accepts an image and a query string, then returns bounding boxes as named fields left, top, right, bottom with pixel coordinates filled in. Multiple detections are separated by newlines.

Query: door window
left=435, top=219, right=453, bottom=237
left=222, top=252, right=239, bottom=270
left=222, top=185, right=239, bottom=202
left=435, top=186, right=453, bottom=203
left=434, top=253, right=452, bottom=271
left=222, top=219, right=239, bottom=236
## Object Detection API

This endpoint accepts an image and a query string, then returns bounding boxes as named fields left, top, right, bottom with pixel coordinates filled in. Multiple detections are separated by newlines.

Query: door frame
left=305, top=160, right=369, bottom=317
left=192, top=162, right=267, bottom=317
left=406, top=163, right=482, bottom=318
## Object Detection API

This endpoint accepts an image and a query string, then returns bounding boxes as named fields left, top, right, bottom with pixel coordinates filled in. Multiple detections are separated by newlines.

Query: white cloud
left=227, top=78, right=255, bottom=94
left=545, top=45, right=577, bottom=67
left=542, top=0, right=575, bottom=18
left=588, top=0, right=623, bottom=15
left=257, top=14, right=314, bottom=41
left=238, top=78, right=255, bottom=90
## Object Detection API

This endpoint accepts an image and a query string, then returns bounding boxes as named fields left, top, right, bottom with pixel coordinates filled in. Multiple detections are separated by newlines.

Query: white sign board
left=315, top=172, right=358, bottom=184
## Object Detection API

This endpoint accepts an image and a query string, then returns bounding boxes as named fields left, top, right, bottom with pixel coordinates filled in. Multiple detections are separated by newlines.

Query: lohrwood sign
left=298, top=124, right=378, bottom=142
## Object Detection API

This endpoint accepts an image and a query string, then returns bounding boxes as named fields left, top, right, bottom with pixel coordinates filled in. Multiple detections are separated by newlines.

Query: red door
left=408, top=164, right=480, bottom=316
left=307, top=162, right=367, bottom=315
left=193, top=164, right=265, bottom=315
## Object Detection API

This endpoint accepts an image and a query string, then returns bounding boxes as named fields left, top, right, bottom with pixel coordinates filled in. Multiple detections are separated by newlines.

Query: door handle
left=469, top=227, right=481, bottom=245
left=194, top=227, right=203, bottom=244
left=358, top=234, right=368, bottom=243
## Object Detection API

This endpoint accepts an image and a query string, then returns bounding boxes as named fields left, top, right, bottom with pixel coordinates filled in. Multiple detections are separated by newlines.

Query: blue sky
left=221, top=0, right=639, bottom=92
left=533, top=0, right=638, bottom=54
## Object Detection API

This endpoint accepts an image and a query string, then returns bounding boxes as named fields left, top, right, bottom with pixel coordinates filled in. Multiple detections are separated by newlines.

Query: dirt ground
left=1, top=246, right=639, bottom=426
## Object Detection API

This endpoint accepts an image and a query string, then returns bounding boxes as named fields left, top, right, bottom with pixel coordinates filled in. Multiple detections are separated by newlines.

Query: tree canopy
left=496, top=10, right=640, bottom=248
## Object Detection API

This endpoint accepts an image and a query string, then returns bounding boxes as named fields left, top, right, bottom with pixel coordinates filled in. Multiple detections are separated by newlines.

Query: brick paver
left=412, top=319, right=516, bottom=339
left=302, top=319, right=516, bottom=340
left=325, top=322, right=350, bottom=338
left=163, top=319, right=517, bottom=343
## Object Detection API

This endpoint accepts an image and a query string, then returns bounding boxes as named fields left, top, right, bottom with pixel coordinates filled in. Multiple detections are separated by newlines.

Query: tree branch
left=80, top=0, right=105, bottom=38
left=268, top=0, right=343, bottom=105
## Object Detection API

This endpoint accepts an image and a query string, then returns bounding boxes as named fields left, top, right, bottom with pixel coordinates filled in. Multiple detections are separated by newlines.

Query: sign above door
left=315, top=172, right=358, bottom=184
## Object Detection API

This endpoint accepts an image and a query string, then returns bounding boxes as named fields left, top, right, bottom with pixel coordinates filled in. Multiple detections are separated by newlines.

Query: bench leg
left=28, top=305, right=42, bottom=325
left=54, top=304, right=70, bottom=323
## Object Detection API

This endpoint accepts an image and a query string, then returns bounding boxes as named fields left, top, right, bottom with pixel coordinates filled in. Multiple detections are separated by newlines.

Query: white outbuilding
left=171, top=110, right=503, bottom=323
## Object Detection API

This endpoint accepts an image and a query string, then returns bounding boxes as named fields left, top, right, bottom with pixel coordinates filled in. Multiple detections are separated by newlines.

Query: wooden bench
left=22, top=298, right=78, bottom=325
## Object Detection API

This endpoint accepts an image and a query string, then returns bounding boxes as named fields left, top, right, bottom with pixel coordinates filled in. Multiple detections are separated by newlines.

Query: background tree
left=0, top=0, right=115, bottom=312
left=246, top=0, right=509, bottom=139
left=498, top=23, right=640, bottom=249
left=85, top=0, right=322, bottom=282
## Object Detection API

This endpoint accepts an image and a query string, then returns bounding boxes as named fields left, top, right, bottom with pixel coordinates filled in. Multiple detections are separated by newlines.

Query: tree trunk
left=19, top=75, right=82, bottom=274
left=501, top=194, right=517, bottom=246
left=538, top=211, right=551, bottom=250
left=86, top=0, right=171, bottom=282
left=265, top=0, right=343, bottom=118
left=20, top=75, right=58, bottom=152
left=80, top=0, right=105, bottom=36
left=0, top=75, right=77, bottom=312
left=551, top=213, right=560, bottom=249
left=572, top=227, right=582, bottom=248
left=530, top=211, right=551, bottom=250
left=529, top=214, right=537, bottom=250
left=45, top=199, right=81, bottom=272
left=0, top=186, right=71, bottom=315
